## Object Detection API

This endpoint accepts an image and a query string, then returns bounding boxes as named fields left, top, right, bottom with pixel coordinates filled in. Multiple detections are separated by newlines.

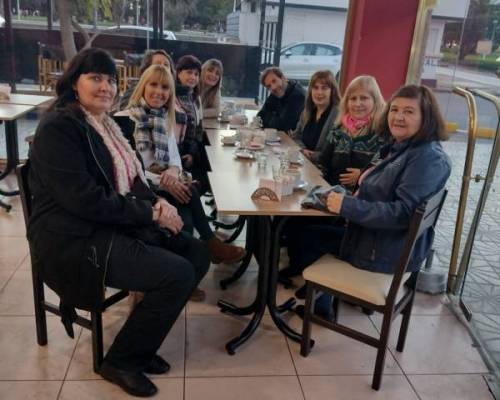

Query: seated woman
left=28, top=48, right=210, bottom=397
left=200, top=58, right=223, bottom=119
left=122, top=64, right=245, bottom=270
left=318, top=75, right=385, bottom=191
left=293, top=84, right=451, bottom=320
left=119, top=49, right=175, bottom=110
left=281, top=75, right=385, bottom=280
left=291, top=70, right=340, bottom=163
left=175, top=55, right=210, bottom=194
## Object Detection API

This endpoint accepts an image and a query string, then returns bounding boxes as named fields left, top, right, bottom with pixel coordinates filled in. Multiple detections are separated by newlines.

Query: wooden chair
left=300, top=188, right=448, bottom=390
left=16, top=162, right=129, bottom=373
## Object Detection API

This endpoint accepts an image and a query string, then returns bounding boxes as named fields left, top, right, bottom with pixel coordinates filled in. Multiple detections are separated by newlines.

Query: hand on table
left=301, top=149, right=314, bottom=159
left=326, top=192, right=344, bottom=214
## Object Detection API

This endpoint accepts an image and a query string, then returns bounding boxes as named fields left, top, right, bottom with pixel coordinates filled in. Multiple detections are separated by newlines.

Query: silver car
left=280, top=41, right=342, bottom=82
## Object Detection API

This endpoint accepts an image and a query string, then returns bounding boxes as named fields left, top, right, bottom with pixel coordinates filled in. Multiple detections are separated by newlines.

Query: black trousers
left=103, top=231, right=209, bottom=372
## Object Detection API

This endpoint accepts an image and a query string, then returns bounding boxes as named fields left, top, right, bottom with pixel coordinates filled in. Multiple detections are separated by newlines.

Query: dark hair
left=260, top=66, right=286, bottom=86
left=175, top=54, right=202, bottom=75
left=302, top=70, right=340, bottom=123
left=140, top=49, right=174, bottom=75
left=52, top=48, right=118, bottom=113
left=377, top=84, right=448, bottom=143
left=175, top=54, right=202, bottom=99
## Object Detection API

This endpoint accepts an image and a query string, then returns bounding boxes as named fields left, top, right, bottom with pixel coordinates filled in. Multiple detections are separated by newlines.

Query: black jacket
left=257, top=80, right=306, bottom=131
left=28, top=109, right=157, bottom=311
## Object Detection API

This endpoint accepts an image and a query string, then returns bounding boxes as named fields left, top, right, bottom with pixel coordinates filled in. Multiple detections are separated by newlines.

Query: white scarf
left=82, top=107, right=148, bottom=195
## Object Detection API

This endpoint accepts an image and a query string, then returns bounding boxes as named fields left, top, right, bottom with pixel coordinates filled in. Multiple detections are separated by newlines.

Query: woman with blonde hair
left=116, top=65, right=245, bottom=296
left=291, top=70, right=340, bottom=162
left=280, top=75, right=385, bottom=284
left=200, top=58, right=223, bottom=118
left=318, top=75, right=385, bottom=190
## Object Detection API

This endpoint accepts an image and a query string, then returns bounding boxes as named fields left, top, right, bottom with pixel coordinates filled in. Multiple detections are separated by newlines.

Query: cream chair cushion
left=303, top=254, right=411, bottom=306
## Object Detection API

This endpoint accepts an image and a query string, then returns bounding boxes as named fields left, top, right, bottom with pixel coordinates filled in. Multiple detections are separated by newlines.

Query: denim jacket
left=339, top=139, right=451, bottom=273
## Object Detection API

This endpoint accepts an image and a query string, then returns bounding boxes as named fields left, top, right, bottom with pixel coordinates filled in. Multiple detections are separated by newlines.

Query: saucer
left=248, top=143, right=265, bottom=150
left=293, top=180, right=308, bottom=190
left=235, top=150, right=255, bottom=159
left=289, top=157, right=304, bottom=166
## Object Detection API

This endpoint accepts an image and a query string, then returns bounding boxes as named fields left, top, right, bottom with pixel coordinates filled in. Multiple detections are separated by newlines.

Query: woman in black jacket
left=28, top=48, right=209, bottom=398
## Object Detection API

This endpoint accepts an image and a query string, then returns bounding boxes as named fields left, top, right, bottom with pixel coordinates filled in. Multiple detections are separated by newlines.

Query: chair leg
left=91, top=311, right=104, bottom=373
left=372, top=313, right=393, bottom=390
left=332, top=296, right=339, bottom=323
left=31, top=262, right=48, bottom=345
left=396, top=294, right=415, bottom=352
left=300, top=283, right=315, bottom=357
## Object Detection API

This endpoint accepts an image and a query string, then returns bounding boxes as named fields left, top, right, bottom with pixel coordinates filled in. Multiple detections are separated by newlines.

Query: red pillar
left=340, top=0, right=421, bottom=99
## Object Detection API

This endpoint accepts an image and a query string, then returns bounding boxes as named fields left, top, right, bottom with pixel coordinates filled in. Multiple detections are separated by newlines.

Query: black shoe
left=99, top=361, right=158, bottom=397
left=362, top=307, right=374, bottom=316
left=295, top=305, right=335, bottom=322
left=279, top=266, right=301, bottom=279
left=144, top=354, right=171, bottom=375
left=294, top=284, right=307, bottom=300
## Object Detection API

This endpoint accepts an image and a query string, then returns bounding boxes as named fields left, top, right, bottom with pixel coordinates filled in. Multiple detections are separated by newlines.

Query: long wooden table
left=204, top=127, right=330, bottom=353
left=0, top=94, right=54, bottom=211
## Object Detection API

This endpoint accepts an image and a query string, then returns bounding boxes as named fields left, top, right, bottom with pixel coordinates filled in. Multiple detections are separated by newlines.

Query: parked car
left=280, top=41, right=342, bottom=82
left=0, top=15, right=5, bottom=27
left=105, top=25, right=176, bottom=40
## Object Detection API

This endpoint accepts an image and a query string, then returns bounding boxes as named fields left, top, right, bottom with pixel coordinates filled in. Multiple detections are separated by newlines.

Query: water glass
left=256, top=152, right=268, bottom=169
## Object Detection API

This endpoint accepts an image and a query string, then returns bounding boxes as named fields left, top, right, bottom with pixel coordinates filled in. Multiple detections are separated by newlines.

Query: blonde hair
left=200, top=59, right=223, bottom=109
left=336, top=75, right=385, bottom=132
left=128, top=65, right=176, bottom=134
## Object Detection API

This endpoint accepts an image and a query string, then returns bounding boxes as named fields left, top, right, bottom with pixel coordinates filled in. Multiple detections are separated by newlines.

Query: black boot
left=144, top=354, right=171, bottom=375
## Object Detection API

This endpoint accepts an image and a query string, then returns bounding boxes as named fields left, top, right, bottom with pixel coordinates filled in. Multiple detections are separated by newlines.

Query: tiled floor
left=0, top=190, right=494, bottom=399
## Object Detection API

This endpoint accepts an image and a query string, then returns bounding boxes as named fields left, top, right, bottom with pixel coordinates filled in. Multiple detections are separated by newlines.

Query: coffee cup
left=264, top=128, right=278, bottom=142
left=287, top=149, right=301, bottom=163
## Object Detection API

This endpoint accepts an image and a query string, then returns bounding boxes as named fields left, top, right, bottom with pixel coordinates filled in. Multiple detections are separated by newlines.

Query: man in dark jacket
left=257, top=67, right=306, bottom=132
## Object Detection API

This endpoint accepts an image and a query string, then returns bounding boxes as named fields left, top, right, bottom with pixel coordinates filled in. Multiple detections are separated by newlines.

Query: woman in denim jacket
left=294, top=84, right=451, bottom=320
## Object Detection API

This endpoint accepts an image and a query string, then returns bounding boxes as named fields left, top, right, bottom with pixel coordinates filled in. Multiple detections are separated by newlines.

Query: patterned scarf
left=128, top=98, right=170, bottom=164
left=341, top=113, right=371, bottom=136
left=81, top=107, right=147, bottom=195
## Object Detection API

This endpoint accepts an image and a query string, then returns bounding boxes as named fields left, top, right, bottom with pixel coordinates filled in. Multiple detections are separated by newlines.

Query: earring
left=74, top=91, right=79, bottom=100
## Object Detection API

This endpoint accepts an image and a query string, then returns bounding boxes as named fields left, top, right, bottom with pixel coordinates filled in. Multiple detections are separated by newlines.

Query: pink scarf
left=82, top=107, right=148, bottom=195
left=341, top=113, right=371, bottom=136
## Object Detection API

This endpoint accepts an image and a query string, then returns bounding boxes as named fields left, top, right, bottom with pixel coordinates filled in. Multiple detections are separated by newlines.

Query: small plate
left=294, top=179, right=308, bottom=190
left=235, top=150, right=255, bottom=159
left=248, top=143, right=265, bottom=150
left=289, top=157, right=304, bottom=166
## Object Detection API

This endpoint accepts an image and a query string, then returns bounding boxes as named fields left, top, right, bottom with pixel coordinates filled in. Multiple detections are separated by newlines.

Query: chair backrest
left=16, top=162, right=33, bottom=230
left=386, top=188, right=448, bottom=305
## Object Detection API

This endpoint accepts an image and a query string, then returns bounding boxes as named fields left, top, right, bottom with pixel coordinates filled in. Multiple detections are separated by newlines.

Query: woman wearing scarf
left=280, top=76, right=385, bottom=285
left=123, top=65, right=245, bottom=288
left=28, top=48, right=209, bottom=397
left=318, top=75, right=385, bottom=191
left=174, top=55, right=211, bottom=194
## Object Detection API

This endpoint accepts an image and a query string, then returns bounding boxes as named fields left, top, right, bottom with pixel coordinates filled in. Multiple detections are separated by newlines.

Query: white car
left=280, top=41, right=342, bottom=82
left=0, top=15, right=5, bottom=27
left=105, top=25, right=176, bottom=40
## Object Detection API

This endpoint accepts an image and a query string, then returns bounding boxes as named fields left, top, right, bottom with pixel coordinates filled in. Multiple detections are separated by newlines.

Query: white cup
left=264, top=128, right=278, bottom=141
left=287, top=149, right=301, bottom=163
